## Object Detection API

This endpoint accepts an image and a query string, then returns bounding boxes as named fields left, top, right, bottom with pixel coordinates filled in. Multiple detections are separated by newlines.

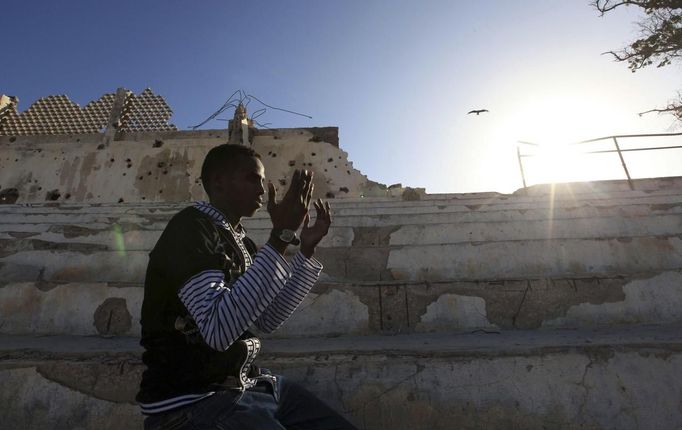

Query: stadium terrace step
left=1, top=323, right=681, bottom=429
left=1, top=271, right=680, bottom=337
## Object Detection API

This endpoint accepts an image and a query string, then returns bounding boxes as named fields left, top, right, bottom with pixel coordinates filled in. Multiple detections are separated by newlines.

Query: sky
left=3, top=0, right=681, bottom=194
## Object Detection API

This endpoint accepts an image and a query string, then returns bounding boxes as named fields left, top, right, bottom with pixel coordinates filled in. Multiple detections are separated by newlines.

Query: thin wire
left=190, top=90, right=312, bottom=129
left=251, top=108, right=267, bottom=120
left=246, top=94, right=313, bottom=119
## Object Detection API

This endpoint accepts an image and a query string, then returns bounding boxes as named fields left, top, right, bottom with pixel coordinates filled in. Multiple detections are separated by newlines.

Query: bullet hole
left=141, top=196, right=146, bottom=200
left=97, top=144, right=105, bottom=150
left=76, top=138, right=80, bottom=142
left=14, top=159, right=18, bottom=162
left=53, top=157, right=58, bottom=160
left=334, top=165, right=337, bottom=168
left=159, top=189, right=163, bottom=194
left=327, top=158, right=333, bottom=162
left=279, top=179, right=287, bottom=186
left=271, top=153, right=277, bottom=158
left=0, top=188, right=19, bottom=204
left=311, top=152, right=316, bottom=156
left=110, top=158, right=116, bottom=163
left=324, top=169, right=328, bottom=172
left=157, top=161, right=166, bottom=168
left=126, top=158, right=132, bottom=168
left=339, top=187, right=349, bottom=193
left=162, top=170, right=168, bottom=175
left=169, top=163, right=173, bottom=167
left=347, top=170, right=351, bottom=175
left=289, top=160, right=296, bottom=167
left=153, top=139, right=164, bottom=148
left=273, top=135, right=281, bottom=140
left=185, top=172, right=190, bottom=177
left=46, top=189, right=61, bottom=201
left=118, top=198, right=124, bottom=203
left=338, top=156, right=341, bottom=159
left=34, top=179, right=38, bottom=183
left=64, top=193, right=71, bottom=199
left=9, top=136, right=16, bottom=142
left=138, top=176, right=144, bottom=180
left=325, top=192, right=335, bottom=199
left=122, top=172, right=126, bottom=176
left=37, top=187, right=42, bottom=191
left=147, top=171, right=152, bottom=176
left=308, top=136, right=322, bottom=142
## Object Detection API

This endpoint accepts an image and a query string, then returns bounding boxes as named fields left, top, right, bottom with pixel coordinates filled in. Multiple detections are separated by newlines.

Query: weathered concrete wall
left=1, top=176, right=681, bottom=429
left=2, top=326, right=681, bottom=430
left=0, top=128, right=392, bottom=204
left=2, top=271, right=681, bottom=338
left=1, top=178, right=682, bottom=339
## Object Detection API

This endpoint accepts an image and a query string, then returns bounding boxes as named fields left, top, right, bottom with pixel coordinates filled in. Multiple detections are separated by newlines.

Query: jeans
left=143, top=377, right=358, bottom=430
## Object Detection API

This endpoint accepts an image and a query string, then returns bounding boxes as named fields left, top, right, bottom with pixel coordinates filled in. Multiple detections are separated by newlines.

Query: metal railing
left=516, top=132, right=682, bottom=190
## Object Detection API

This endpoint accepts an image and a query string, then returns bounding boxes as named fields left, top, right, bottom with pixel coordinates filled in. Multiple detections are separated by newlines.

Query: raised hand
left=300, top=199, right=332, bottom=258
left=267, top=169, right=314, bottom=231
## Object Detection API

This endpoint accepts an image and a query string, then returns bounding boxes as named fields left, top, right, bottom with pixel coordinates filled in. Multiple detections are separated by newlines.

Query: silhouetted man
left=137, top=144, right=357, bottom=429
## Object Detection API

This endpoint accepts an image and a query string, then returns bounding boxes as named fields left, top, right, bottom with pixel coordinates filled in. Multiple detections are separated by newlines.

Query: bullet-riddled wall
left=0, top=128, right=397, bottom=204
left=0, top=89, right=400, bottom=204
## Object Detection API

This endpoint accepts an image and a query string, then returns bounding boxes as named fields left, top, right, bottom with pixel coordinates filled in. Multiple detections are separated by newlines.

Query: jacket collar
left=193, top=201, right=246, bottom=239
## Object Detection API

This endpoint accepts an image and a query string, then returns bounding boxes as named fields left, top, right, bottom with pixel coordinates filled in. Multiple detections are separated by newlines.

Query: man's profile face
left=212, top=155, right=266, bottom=218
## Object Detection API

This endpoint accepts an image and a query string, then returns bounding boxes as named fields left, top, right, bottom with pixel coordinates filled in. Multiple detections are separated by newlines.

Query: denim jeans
left=143, top=377, right=358, bottom=430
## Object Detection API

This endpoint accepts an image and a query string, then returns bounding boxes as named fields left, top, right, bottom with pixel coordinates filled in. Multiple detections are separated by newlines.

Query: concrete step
left=2, top=271, right=680, bottom=338
left=2, top=188, right=681, bottom=220
left=2, top=229, right=680, bottom=284
left=2, top=176, right=680, bottom=211
left=4, top=212, right=679, bottom=250
left=1, top=323, right=681, bottom=429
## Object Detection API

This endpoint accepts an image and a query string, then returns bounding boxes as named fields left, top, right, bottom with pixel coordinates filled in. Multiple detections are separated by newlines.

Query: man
left=136, top=144, right=357, bottom=429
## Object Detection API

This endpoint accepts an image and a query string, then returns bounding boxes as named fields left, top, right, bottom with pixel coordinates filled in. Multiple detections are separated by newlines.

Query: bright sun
left=491, top=89, right=653, bottom=186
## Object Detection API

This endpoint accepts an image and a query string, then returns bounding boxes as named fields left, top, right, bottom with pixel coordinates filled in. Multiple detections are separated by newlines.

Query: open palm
left=300, top=199, right=332, bottom=258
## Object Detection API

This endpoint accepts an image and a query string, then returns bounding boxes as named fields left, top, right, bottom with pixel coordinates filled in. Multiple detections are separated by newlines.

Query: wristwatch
left=271, top=228, right=300, bottom=245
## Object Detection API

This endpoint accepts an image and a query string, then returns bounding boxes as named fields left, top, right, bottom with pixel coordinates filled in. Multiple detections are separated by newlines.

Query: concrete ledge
left=2, top=272, right=681, bottom=337
left=1, top=324, right=681, bottom=429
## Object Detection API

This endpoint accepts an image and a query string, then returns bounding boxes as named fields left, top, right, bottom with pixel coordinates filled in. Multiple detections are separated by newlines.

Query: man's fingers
left=301, top=170, right=311, bottom=204
left=267, top=182, right=276, bottom=211
left=325, top=201, right=332, bottom=224
left=302, top=213, right=310, bottom=229
left=305, top=182, right=314, bottom=207
left=285, top=170, right=301, bottom=200
left=314, top=199, right=323, bottom=216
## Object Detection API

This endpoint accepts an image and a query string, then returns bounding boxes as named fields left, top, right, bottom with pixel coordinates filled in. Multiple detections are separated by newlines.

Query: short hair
left=200, top=144, right=260, bottom=196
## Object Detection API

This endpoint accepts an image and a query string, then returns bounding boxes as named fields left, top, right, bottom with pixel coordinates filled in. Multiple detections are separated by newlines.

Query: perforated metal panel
left=0, top=89, right=177, bottom=136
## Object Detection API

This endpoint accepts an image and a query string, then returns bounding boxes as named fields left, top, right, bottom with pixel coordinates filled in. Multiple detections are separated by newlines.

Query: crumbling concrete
left=1, top=325, right=681, bottom=430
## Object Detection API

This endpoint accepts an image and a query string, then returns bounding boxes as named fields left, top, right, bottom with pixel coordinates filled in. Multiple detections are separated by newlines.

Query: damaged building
left=0, top=89, right=681, bottom=429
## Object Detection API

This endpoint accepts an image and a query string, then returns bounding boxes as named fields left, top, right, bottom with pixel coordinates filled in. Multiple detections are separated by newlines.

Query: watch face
left=280, top=229, right=296, bottom=242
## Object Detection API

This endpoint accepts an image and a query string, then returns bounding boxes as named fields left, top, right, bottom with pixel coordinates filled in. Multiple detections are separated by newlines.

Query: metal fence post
left=612, top=137, right=634, bottom=190
left=517, top=145, right=528, bottom=190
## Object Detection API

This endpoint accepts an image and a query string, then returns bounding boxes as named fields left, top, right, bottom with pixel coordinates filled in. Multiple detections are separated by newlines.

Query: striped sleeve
left=254, top=251, right=323, bottom=333
left=178, top=243, right=292, bottom=351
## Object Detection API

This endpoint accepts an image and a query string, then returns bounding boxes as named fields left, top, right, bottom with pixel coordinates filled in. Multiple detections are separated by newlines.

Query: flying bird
left=467, top=109, right=489, bottom=115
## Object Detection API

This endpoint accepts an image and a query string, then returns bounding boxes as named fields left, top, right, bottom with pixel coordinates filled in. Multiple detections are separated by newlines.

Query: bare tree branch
left=593, top=0, right=682, bottom=122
